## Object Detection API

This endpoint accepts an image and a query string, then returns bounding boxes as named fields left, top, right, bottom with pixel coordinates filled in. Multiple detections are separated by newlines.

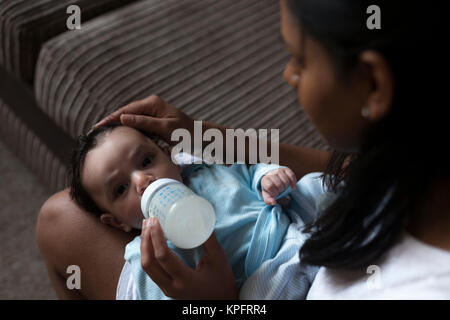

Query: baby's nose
left=134, top=172, right=155, bottom=196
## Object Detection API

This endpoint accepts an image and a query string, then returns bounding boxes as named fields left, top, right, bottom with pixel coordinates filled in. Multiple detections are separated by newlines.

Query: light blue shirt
left=240, top=172, right=330, bottom=299
left=124, top=163, right=293, bottom=300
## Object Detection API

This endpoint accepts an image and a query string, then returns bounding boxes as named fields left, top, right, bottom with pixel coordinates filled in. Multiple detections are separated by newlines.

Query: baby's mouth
left=148, top=178, right=157, bottom=186
left=141, top=177, right=157, bottom=196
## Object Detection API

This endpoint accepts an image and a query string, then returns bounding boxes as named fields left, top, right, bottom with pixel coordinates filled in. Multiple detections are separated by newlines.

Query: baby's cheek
left=119, top=199, right=143, bottom=229
left=130, top=203, right=144, bottom=228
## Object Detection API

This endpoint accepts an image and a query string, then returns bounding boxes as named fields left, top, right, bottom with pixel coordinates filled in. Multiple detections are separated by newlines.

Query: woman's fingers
left=90, top=95, right=195, bottom=147
left=148, top=218, right=193, bottom=281
left=120, top=114, right=167, bottom=135
left=92, top=100, right=144, bottom=130
left=140, top=219, right=172, bottom=288
left=92, top=95, right=164, bottom=130
left=201, top=232, right=226, bottom=265
left=141, top=220, right=238, bottom=299
left=197, top=233, right=238, bottom=299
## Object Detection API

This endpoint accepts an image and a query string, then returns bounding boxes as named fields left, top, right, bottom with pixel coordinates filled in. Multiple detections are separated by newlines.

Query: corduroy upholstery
left=0, top=0, right=139, bottom=83
left=0, top=97, right=66, bottom=192
left=35, top=0, right=323, bottom=146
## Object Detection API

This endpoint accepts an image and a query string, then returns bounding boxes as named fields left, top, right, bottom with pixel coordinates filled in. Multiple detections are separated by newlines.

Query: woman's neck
left=407, top=177, right=450, bottom=251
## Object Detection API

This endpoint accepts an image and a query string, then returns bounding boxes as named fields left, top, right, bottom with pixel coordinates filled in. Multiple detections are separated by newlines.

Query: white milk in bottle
left=140, top=178, right=216, bottom=249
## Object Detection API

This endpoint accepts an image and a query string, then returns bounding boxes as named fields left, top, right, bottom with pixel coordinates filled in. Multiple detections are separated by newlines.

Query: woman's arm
left=202, top=120, right=331, bottom=179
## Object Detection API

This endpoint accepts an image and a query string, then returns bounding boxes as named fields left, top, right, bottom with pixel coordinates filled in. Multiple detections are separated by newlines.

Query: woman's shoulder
left=306, top=231, right=450, bottom=300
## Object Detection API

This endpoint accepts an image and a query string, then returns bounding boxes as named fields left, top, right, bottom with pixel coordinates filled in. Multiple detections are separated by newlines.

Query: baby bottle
left=140, top=178, right=216, bottom=249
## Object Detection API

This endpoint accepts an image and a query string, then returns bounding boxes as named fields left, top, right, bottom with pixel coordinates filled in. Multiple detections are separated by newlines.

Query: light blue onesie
left=124, top=163, right=327, bottom=299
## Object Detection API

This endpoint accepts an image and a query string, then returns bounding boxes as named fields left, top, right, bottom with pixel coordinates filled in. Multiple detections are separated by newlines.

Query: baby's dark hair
left=68, top=124, right=120, bottom=216
left=68, top=124, right=163, bottom=216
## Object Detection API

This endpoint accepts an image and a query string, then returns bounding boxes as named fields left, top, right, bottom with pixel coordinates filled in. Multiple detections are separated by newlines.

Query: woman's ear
left=100, top=213, right=132, bottom=232
left=359, top=50, right=395, bottom=122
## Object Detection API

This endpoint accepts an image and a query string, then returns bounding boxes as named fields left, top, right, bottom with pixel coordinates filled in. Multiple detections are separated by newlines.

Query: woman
left=36, top=0, right=450, bottom=299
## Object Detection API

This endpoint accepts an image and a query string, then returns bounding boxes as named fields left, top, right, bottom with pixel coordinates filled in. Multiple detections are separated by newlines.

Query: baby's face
left=82, top=126, right=182, bottom=230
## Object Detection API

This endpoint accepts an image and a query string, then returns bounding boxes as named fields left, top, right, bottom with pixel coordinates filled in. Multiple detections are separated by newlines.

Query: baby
left=69, top=124, right=301, bottom=299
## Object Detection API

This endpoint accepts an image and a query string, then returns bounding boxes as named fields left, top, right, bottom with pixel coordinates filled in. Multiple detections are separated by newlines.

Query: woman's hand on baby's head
left=92, top=95, right=194, bottom=145
left=261, top=167, right=297, bottom=205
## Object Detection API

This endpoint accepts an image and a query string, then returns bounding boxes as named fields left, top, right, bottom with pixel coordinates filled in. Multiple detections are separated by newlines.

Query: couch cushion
left=0, top=97, right=67, bottom=193
left=0, top=0, right=139, bottom=83
left=35, top=0, right=325, bottom=149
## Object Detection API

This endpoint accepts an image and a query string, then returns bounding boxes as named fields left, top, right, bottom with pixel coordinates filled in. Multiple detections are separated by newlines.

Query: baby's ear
left=100, top=213, right=132, bottom=232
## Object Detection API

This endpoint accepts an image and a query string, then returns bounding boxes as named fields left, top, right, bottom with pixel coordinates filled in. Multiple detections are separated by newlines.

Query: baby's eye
left=115, top=184, right=128, bottom=196
left=142, top=156, right=153, bottom=167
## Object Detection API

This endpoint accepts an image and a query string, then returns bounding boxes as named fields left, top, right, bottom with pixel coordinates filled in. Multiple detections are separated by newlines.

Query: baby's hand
left=261, top=167, right=297, bottom=205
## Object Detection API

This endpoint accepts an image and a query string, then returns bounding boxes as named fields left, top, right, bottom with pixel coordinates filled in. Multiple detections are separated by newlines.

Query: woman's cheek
left=296, top=76, right=323, bottom=127
left=116, top=197, right=140, bottom=227
left=296, top=76, right=339, bottom=146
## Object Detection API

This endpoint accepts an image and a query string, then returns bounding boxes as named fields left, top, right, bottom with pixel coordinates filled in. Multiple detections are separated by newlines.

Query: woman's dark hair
left=68, top=124, right=162, bottom=216
left=288, top=1, right=449, bottom=269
